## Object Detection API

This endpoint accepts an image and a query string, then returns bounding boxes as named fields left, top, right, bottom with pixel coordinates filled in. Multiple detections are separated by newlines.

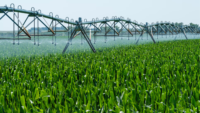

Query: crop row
left=0, top=39, right=200, bottom=112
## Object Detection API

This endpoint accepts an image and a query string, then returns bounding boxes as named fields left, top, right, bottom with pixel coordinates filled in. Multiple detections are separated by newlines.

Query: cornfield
left=0, top=39, right=200, bottom=112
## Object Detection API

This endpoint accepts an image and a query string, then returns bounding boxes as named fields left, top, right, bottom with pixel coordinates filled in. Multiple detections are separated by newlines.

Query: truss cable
left=94, top=18, right=97, bottom=44
left=34, top=15, right=36, bottom=45
left=37, top=17, right=39, bottom=46
left=18, top=11, right=19, bottom=45
left=165, top=24, right=166, bottom=39
left=68, top=19, right=69, bottom=44
left=95, top=23, right=97, bottom=43
left=168, top=25, right=173, bottom=37
left=162, top=26, right=163, bottom=38
left=94, top=23, right=96, bottom=44
left=17, top=5, right=22, bottom=45
left=10, top=4, right=16, bottom=45
left=81, top=18, right=86, bottom=45
left=81, top=24, right=83, bottom=45
left=169, top=25, right=170, bottom=38
left=147, top=25, right=148, bottom=40
left=49, top=12, right=54, bottom=44
left=121, top=23, right=123, bottom=40
left=80, top=20, right=85, bottom=45
left=170, top=24, right=172, bottom=38
left=172, top=27, right=174, bottom=39
left=172, top=24, right=174, bottom=39
left=54, top=21, right=57, bottom=46
left=142, top=31, right=143, bottom=40
left=93, top=23, right=95, bottom=44
left=89, top=24, right=91, bottom=41
left=71, top=19, right=74, bottom=45
left=135, top=25, right=136, bottom=40
left=114, top=20, right=115, bottom=41
left=71, top=24, right=72, bottom=45
left=128, top=23, right=129, bottom=40
left=141, top=28, right=143, bottom=40
left=52, top=20, right=54, bottom=44
left=81, top=32, right=83, bottom=45
left=157, top=24, right=158, bottom=39
left=13, top=9, right=15, bottom=45
left=194, top=27, right=196, bottom=38
left=105, top=23, right=106, bottom=43
left=166, top=25, right=167, bottom=39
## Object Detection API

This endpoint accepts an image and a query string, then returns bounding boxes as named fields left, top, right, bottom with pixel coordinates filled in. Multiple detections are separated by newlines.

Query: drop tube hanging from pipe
left=90, top=24, right=91, bottom=40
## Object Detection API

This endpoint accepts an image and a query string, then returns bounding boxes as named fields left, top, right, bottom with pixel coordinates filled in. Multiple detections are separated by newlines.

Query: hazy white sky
left=0, top=0, right=200, bottom=30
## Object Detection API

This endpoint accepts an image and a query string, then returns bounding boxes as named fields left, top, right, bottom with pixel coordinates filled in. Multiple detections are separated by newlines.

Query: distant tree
left=115, top=25, right=120, bottom=31
left=190, top=23, right=198, bottom=28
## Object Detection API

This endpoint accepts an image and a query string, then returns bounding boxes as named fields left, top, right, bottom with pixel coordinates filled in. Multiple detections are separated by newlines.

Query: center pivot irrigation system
left=0, top=4, right=200, bottom=53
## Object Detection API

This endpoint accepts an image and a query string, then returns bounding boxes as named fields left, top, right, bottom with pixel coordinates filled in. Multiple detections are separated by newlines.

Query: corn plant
left=0, top=39, right=200, bottom=112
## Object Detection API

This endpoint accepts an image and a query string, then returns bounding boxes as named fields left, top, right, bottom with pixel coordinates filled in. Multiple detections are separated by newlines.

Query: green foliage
left=190, top=23, right=199, bottom=28
left=0, top=39, right=200, bottom=112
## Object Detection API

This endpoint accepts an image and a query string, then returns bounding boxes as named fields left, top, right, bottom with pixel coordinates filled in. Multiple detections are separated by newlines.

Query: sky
left=0, top=0, right=200, bottom=30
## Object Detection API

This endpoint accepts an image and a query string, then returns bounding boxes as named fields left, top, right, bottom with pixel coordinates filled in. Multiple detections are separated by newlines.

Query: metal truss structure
left=0, top=4, right=200, bottom=53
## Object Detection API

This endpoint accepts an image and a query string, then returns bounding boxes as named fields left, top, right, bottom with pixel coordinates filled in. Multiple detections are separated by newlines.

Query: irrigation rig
left=0, top=4, right=200, bottom=53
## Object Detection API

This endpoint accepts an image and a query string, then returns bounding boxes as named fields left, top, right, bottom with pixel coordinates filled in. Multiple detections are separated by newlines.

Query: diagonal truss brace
left=118, top=21, right=133, bottom=36
left=0, top=9, right=31, bottom=39
left=147, top=26, right=156, bottom=43
left=62, top=21, right=96, bottom=53
left=136, top=29, right=144, bottom=44
left=36, top=16, right=55, bottom=34
left=91, top=23, right=101, bottom=31
left=73, top=24, right=90, bottom=38
left=105, top=22, right=119, bottom=35
left=0, top=11, right=8, bottom=20
left=18, top=15, right=55, bottom=35
left=181, top=28, right=188, bottom=39
left=136, top=24, right=156, bottom=44
left=130, top=23, right=141, bottom=34
left=169, top=25, right=178, bottom=34
left=163, top=24, right=173, bottom=34
left=158, top=25, right=166, bottom=34
left=18, top=16, right=36, bottom=34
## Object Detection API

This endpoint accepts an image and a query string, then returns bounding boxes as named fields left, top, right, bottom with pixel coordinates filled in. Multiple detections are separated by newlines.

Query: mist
left=0, top=33, right=199, bottom=59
